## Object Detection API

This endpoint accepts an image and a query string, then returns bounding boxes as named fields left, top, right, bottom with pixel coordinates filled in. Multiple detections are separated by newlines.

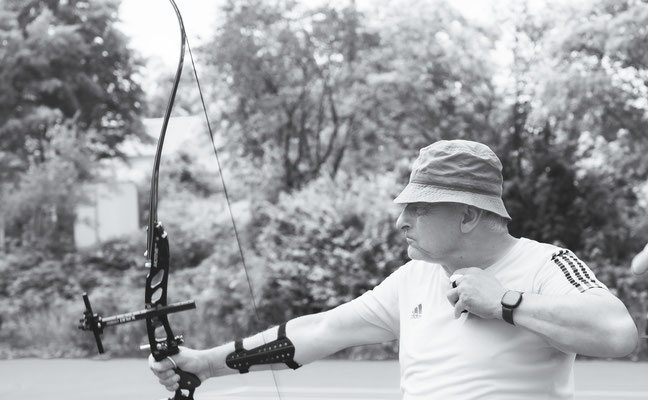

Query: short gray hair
left=480, top=210, right=509, bottom=233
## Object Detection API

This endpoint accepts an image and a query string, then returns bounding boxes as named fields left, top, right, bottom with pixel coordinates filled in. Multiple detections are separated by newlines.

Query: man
left=150, top=140, right=638, bottom=399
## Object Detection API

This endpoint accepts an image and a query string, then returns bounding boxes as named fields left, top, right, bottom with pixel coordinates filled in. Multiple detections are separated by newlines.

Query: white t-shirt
left=350, top=237, right=606, bottom=400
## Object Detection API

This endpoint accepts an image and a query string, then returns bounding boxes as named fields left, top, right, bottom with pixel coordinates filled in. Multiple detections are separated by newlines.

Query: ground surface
left=1, top=359, right=647, bottom=399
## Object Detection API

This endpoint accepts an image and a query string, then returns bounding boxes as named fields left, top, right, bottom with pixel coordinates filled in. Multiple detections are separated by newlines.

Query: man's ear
left=460, top=205, right=483, bottom=233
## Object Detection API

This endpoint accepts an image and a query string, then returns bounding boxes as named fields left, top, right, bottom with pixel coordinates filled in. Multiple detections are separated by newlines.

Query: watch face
left=502, top=291, right=522, bottom=307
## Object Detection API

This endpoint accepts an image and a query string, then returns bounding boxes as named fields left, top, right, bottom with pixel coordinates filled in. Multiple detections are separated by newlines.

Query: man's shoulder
left=518, top=237, right=587, bottom=261
left=498, top=237, right=566, bottom=278
left=514, top=237, right=594, bottom=279
left=517, top=237, right=563, bottom=258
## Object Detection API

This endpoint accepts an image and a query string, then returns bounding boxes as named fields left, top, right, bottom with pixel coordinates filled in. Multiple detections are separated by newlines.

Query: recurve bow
left=79, top=1, right=200, bottom=399
left=79, top=1, right=288, bottom=398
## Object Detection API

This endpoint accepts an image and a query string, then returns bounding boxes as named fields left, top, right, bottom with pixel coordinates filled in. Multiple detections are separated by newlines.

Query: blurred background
left=0, top=0, right=647, bottom=366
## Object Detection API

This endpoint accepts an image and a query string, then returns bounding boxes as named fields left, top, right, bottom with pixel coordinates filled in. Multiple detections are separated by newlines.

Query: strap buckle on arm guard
left=226, top=322, right=302, bottom=374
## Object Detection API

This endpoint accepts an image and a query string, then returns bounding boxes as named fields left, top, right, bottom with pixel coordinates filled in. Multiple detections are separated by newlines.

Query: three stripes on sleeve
left=551, top=249, right=606, bottom=292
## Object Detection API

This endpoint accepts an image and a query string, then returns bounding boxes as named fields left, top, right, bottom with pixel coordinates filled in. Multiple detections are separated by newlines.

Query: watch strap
left=502, top=304, right=515, bottom=325
left=501, top=290, right=523, bottom=325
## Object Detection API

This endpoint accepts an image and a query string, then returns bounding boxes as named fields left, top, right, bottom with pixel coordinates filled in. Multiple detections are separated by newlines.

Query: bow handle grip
left=171, top=368, right=201, bottom=400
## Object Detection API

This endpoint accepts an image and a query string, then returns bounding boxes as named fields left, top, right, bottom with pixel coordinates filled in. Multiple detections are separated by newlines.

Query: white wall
left=75, top=182, right=140, bottom=248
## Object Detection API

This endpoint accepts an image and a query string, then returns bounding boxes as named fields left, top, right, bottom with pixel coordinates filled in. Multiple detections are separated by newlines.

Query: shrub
left=248, top=172, right=407, bottom=348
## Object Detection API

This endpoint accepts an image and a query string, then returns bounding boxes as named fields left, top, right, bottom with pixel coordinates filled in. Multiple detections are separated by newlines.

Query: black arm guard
left=226, top=322, right=302, bottom=374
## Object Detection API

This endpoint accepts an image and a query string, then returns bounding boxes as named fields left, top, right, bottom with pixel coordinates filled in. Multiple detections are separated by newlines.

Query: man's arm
left=511, top=289, right=638, bottom=357
left=500, top=288, right=639, bottom=357
left=448, top=268, right=638, bottom=358
left=149, top=302, right=397, bottom=392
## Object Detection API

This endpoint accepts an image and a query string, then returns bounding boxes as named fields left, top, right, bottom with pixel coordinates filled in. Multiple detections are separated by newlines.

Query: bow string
left=181, top=1, right=286, bottom=397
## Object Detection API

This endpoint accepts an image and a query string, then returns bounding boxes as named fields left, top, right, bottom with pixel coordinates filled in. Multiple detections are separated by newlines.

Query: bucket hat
left=394, top=140, right=511, bottom=219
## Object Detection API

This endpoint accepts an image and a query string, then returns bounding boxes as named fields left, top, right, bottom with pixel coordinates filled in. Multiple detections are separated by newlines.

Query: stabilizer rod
left=78, top=292, right=196, bottom=354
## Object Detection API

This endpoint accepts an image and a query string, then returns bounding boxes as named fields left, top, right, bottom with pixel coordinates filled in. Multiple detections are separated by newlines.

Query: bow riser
left=78, top=225, right=200, bottom=400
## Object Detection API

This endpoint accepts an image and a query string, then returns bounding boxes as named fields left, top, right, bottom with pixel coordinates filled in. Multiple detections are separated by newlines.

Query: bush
left=245, top=172, right=407, bottom=358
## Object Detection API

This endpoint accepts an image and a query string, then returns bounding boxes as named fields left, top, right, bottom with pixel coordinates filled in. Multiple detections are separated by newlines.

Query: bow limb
left=146, top=0, right=186, bottom=259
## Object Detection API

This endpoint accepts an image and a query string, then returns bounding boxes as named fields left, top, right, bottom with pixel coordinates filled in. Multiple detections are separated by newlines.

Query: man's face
left=396, top=202, right=463, bottom=264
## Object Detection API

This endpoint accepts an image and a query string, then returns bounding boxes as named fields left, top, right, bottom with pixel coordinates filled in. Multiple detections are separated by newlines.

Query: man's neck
left=442, top=234, right=519, bottom=274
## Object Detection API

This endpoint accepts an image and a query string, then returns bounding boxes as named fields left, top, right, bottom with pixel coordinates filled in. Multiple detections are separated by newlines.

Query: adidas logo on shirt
left=411, top=303, right=423, bottom=319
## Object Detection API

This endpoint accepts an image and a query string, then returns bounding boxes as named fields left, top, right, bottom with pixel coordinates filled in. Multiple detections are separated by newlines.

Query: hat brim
left=394, top=182, right=511, bottom=220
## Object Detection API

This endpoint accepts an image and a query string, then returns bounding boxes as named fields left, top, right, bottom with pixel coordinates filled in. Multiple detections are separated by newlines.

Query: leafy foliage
left=2, top=122, right=90, bottom=253
left=0, top=0, right=146, bottom=252
left=204, top=0, right=503, bottom=192
left=249, top=172, right=407, bottom=325
left=0, top=0, right=145, bottom=171
left=204, top=0, right=383, bottom=191
left=360, top=1, right=501, bottom=151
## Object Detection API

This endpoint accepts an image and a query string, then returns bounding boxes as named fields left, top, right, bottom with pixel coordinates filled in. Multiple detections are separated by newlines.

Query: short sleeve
left=347, top=266, right=402, bottom=336
left=534, top=249, right=607, bottom=295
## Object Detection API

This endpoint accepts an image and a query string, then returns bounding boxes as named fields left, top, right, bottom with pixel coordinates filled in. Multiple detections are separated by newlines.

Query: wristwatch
left=501, top=290, right=523, bottom=325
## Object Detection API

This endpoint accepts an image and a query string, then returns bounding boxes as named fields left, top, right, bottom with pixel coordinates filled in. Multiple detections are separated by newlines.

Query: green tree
left=203, top=0, right=505, bottom=196
left=0, top=0, right=146, bottom=250
left=203, top=0, right=381, bottom=192
left=483, top=0, right=648, bottom=263
left=536, top=0, right=648, bottom=145
left=360, top=0, right=501, bottom=153
left=0, top=0, right=145, bottom=180
left=1, top=121, right=91, bottom=252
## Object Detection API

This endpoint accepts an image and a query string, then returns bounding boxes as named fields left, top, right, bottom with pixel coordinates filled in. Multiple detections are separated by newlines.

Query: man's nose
left=397, top=207, right=411, bottom=231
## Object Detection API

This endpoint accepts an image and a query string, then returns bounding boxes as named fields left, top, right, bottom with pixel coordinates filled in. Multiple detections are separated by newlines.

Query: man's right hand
left=149, top=346, right=213, bottom=392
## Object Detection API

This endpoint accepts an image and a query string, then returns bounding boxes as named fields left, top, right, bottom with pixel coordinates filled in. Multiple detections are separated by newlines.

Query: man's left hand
left=446, top=268, right=508, bottom=319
